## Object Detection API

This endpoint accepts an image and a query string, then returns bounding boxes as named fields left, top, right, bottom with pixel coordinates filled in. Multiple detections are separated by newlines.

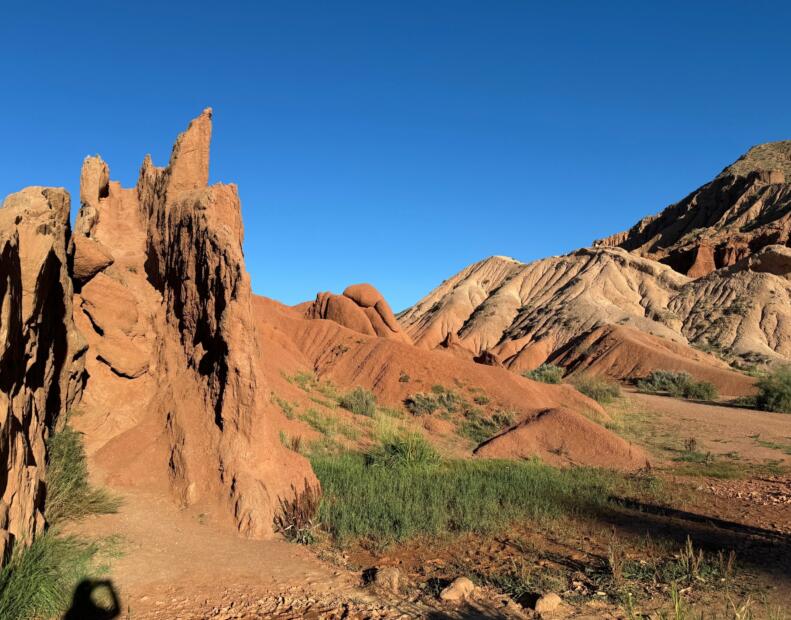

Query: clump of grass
left=366, top=432, right=440, bottom=467
left=755, top=364, right=791, bottom=413
left=299, top=408, right=358, bottom=439
left=637, top=370, right=717, bottom=401
left=311, top=455, right=623, bottom=543
left=522, top=363, right=564, bottom=384
left=288, top=370, right=317, bottom=391
left=0, top=534, right=100, bottom=620
left=398, top=372, right=410, bottom=383
left=339, top=387, right=377, bottom=417
left=273, top=480, right=321, bottom=545
left=404, top=393, right=440, bottom=416
left=473, top=394, right=490, bottom=405
left=46, top=426, right=119, bottom=524
left=458, top=409, right=514, bottom=444
left=572, top=374, right=622, bottom=404
left=271, top=393, right=296, bottom=419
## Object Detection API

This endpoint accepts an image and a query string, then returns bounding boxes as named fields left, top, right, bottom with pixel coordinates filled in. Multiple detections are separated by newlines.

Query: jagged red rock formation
left=305, top=283, right=411, bottom=343
left=595, top=141, right=791, bottom=277
left=71, top=109, right=315, bottom=537
left=0, top=188, right=86, bottom=563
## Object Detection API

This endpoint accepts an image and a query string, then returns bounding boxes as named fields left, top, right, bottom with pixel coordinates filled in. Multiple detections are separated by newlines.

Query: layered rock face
left=0, top=188, right=85, bottom=563
left=72, top=109, right=314, bottom=537
left=305, top=283, right=411, bottom=343
left=595, top=141, right=791, bottom=277
left=399, top=246, right=788, bottom=393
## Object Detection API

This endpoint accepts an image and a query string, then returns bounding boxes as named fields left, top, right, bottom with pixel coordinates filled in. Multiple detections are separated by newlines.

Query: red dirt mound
left=474, top=407, right=649, bottom=471
left=553, top=324, right=756, bottom=397
left=253, top=296, right=610, bottom=428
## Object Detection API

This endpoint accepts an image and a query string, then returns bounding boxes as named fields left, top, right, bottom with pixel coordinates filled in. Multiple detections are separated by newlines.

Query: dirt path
left=67, top=487, right=416, bottom=619
left=618, top=391, right=791, bottom=465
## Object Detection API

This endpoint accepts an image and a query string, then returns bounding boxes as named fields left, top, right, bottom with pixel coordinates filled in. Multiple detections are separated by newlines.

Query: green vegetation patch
left=458, top=409, right=514, bottom=444
left=338, top=387, right=377, bottom=417
left=312, top=455, right=623, bottom=544
left=636, top=370, right=717, bottom=401
left=755, top=364, right=791, bottom=413
left=522, top=363, right=564, bottom=384
left=572, top=374, right=622, bottom=404
left=45, top=426, right=120, bottom=525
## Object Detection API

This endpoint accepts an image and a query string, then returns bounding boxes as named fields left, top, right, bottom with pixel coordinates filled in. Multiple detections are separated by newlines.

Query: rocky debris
left=474, top=407, right=649, bottom=471
left=705, top=476, right=791, bottom=508
left=438, top=576, right=477, bottom=603
left=305, top=283, right=411, bottom=343
left=595, top=141, right=791, bottom=277
left=534, top=592, right=562, bottom=614
left=70, top=110, right=315, bottom=538
left=0, top=187, right=86, bottom=564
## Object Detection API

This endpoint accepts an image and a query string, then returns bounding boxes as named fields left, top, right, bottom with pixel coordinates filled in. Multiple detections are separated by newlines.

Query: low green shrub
left=755, top=364, right=791, bottom=413
left=636, top=371, right=717, bottom=401
left=339, top=387, right=377, bottom=417
left=572, top=374, right=621, bottom=404
left=522, top=363, right=564, bottom=384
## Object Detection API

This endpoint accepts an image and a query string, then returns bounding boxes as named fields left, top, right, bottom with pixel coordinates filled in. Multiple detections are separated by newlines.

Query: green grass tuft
left=338, top=387, right=377, bottom=417
left=0, top=534, right=100, bottom=620
left=522, top=363, right=564, bottom=384
left=46, top=426, right=120, bottom=525
left=572, top=374, right=622, bottom=404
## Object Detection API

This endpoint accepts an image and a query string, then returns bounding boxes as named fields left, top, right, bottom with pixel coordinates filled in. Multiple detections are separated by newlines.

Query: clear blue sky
left=2, top=1, right=789, bottom=311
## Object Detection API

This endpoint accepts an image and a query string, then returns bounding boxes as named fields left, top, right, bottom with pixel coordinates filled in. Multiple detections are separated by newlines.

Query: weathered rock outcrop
left=399, top=247, right=780, bottom=393
left=305, top=283, right=411, bottom=343
left=595, top=141, right=791, bottom=277
left=0, top=188, right=86, bottom=563
left=72, top=110, right=315, bottom=537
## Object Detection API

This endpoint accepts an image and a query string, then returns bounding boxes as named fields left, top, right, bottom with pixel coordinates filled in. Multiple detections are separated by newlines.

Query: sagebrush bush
left=572, top=374, right=621, bottom=404
left=522, top=364, right=564, bottom=384
left=637, top=371, right=717, bottom=401
left=339, top=387, right=377, bottom=417
left=755, top=364, right=791, bottom=413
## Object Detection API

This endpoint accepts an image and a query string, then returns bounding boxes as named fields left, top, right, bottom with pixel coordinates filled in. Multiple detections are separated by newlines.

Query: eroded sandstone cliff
left=0, top=188, right=86, bottom=563
left=71, top=109, right=315, bottom=537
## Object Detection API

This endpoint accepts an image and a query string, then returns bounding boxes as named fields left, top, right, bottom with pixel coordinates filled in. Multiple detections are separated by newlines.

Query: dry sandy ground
left=624, top=391, right=791, bottom=466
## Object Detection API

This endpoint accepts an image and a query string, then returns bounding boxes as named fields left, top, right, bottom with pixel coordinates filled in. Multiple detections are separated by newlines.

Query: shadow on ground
left=63, top=579, right=121, bottom=620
